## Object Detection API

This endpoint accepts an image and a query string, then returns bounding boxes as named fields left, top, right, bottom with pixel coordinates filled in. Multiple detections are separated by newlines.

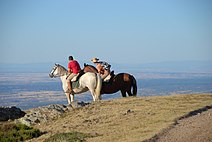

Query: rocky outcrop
left=16, top=102, right=90, bottom=126
left=16, top=104, right=69, bottom=126
left=0, top=106, right=26, bottom=121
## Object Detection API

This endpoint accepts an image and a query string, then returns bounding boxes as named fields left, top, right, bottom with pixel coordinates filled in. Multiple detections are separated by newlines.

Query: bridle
left=49, top=65, right=58, bottom=78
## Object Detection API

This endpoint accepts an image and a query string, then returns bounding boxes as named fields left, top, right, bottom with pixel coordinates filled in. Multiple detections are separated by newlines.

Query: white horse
left=49, top=64, right=102, bottom=104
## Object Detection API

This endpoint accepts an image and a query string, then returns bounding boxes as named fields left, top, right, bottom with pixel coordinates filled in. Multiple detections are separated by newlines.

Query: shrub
left=0, top=123, right=42, bottom=142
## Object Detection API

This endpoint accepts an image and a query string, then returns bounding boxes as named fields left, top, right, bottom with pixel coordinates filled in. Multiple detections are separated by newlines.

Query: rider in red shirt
left=68, top=59, right=81, bottom=74
left=66, top=56, right=81, bottom=93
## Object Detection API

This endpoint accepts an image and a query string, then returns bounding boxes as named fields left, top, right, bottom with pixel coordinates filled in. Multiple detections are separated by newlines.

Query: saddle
left=70, top=70, right=85, bottom=89
left=71, top=70, right=84, bottom=82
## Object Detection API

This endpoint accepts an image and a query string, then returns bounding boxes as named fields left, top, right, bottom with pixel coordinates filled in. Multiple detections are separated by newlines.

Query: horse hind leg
left=94, top=91, right=101, bottom=101
left=94, top=90, right=101, bottom=101
left=127, top=90, right=133, bottom=96
left=89, top=89, right=99, bottom=101
left=122, top=89, right=134, bottom=97
left=121, top=90, right=127, bottom=97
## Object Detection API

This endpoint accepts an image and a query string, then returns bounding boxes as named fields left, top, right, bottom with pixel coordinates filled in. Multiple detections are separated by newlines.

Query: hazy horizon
left=0, top=60, right=212, bottom=73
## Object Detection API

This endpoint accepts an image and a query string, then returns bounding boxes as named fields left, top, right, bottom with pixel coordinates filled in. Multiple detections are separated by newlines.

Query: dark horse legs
left=121, top=90, right=127, bottom=97
left=121, top=90, right=133, bottom=97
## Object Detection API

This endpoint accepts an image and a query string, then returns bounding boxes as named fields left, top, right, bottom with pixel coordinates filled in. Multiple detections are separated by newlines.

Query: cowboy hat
left=91, top=57, right=99, bottom=63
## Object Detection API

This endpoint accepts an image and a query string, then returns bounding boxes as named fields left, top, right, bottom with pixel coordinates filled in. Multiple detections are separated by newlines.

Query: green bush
left=0, top=123, right=42, bottom=142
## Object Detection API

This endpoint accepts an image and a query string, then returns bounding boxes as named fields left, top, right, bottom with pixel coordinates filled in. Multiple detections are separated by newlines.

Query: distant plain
left=0, top=71, right=212, bottom=110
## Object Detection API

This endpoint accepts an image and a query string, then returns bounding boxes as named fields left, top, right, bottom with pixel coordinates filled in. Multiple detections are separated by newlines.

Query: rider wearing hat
left=91, top=57, right=111, bottom=80
left=66, top=56, right=81, bottom=93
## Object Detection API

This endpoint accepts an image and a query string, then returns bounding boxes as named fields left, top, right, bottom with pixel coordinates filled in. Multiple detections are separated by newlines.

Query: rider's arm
left=68, top=68, right=72, bottom=74
left=68, top=62, right=73, bottom=74
left=96, top=64, right=104, bottom=74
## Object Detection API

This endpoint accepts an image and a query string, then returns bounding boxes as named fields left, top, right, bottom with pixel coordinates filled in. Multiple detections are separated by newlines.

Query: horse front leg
left=70, top=94, right=74, bottom=102
left=65, top=93, right=71, bottom=105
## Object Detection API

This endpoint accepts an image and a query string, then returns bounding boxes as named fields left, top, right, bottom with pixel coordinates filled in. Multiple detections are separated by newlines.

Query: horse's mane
left=58, top=64, right=68, bottom=73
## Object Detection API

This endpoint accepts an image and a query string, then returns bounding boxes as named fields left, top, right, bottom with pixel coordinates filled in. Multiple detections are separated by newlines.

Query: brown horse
left=83, top=64, right=137, bottom=97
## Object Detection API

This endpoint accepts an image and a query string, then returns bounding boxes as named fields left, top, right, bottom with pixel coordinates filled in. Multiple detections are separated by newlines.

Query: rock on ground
left=16, top=102, right=90, bottom=126
left=0, top=106, right=25, bottom=121
left=16, top=104, right=69, bottom=126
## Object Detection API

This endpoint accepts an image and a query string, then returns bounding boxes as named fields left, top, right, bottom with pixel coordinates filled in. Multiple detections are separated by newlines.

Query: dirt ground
left=28, top=94, right=212, bottom=142
left=148, top=108, right=212, bottom=142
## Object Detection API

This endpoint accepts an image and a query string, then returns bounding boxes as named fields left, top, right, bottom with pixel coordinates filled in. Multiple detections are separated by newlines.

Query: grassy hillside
left=28, top=94, right=212, bottom=142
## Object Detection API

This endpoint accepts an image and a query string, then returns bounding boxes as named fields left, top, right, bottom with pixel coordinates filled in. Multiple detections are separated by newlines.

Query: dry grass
left=30, top=94, right=212, bottom=142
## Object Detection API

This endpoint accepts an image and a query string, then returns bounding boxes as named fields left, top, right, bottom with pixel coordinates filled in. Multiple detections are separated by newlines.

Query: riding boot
left=66, top=82, right=74, bottom=94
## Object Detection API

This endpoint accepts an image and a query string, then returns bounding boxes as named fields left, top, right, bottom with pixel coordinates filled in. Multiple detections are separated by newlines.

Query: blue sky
left=0, top=0, right=212, bottom=64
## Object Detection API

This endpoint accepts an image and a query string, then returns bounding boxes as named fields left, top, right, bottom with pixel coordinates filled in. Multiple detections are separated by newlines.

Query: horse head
left=49, top=63, right=67, bottom=78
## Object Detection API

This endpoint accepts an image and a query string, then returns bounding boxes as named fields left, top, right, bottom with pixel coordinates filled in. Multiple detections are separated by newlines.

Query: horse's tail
left=131, top=75, right=137, bottom=96
left=95, top=73, right=102, bottom=100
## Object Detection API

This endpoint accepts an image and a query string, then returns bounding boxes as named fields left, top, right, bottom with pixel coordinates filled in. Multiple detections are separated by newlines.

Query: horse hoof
left=67, top=104, right=74, bottom=110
